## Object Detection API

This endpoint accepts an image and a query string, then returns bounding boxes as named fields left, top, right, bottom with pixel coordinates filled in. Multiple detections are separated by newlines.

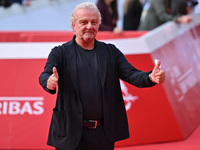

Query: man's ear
left=72, top=23, right=76, bottom=33
left=72, top=22, right=75, bottom=30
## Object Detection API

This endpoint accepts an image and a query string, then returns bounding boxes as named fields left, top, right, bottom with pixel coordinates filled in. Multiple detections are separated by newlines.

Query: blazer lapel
left=95, top=41, right=107, bottom=87
left=64, top=40, right=79, bottom=96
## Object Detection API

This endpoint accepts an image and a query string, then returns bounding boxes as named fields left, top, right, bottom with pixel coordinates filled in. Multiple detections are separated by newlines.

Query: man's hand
left=176, top=15, right=192, bottom=24
left=47, top=67, right=59, bottom=90
left=113, top=27, right=123, bottom=34
left=149, top=59, right=165, bottom=84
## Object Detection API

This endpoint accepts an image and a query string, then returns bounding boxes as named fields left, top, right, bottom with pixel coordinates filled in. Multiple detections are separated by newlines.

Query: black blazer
left=39, top=36, right=155, bottom=149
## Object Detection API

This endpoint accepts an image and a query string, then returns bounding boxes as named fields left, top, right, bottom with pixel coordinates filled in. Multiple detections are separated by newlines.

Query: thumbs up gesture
left=47, top=67, right=59, bottom=90
left=149, top=59, right=165, bottom=84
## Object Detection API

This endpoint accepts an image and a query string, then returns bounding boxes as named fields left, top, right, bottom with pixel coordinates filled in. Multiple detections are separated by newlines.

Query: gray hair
left=69, top=2, right=102, bottom=29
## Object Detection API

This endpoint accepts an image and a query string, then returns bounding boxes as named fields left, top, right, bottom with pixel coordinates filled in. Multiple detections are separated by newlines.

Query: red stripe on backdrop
left=0, top=31, right=148, bottom=42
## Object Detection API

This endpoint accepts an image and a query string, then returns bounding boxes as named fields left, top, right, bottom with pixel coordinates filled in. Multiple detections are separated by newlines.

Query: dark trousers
left=56, top=125, right=114, bottom=150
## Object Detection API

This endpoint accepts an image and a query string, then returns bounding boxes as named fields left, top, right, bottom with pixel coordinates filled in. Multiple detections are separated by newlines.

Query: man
left=139, top=0, right=192, bottom=30
left=39, top=2, right=165, bottom=150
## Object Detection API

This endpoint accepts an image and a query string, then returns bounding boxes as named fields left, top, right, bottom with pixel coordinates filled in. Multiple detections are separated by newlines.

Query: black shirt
left=76, top=43, right=103, bottom=120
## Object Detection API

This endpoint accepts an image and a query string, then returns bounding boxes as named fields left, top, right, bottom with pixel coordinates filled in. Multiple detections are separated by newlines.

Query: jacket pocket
left=52, top=109, right=67, bottom=137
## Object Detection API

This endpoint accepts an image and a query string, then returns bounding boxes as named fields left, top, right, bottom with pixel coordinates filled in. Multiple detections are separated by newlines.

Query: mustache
left=84, top=31, right=94, bottom=33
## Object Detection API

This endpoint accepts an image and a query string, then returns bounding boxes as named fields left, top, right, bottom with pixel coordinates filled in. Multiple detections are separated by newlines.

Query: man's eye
left=92, top=21, right=97, bottom=25
left=81, top=21, right=87, bottom=24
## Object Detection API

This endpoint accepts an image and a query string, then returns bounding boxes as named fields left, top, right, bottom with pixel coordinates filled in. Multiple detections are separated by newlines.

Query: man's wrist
left=148, top=73, right=155, bottom=84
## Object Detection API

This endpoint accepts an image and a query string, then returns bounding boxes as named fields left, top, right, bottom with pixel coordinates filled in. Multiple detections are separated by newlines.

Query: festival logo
left=120, top=80, right=138, bottom=111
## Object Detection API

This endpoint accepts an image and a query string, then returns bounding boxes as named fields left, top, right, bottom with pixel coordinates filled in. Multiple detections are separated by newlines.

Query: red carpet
left=115, top=125, right=200, bottom=150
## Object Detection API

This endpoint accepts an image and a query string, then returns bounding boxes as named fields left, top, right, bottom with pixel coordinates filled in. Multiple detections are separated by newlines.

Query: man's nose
left=87, top=22, right=93, bottom=29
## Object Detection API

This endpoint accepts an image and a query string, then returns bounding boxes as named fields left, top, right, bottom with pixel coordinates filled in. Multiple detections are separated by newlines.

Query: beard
left=82, top=32, right=96, bottom=42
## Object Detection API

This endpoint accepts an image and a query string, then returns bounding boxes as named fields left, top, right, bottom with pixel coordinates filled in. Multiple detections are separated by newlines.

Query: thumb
left=154, top=59, right=161, bottom=70
left=53, top=67, right=59, bottom=79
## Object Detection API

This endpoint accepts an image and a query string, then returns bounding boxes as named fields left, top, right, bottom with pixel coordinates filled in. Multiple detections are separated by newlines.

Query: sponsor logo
left=120, top=80, right=138, bottom=111
left=167, top=66, right=199, bottom=102
left=0, top=97, right=44, bottom=115
left=0, top=81, right=137, bottom=114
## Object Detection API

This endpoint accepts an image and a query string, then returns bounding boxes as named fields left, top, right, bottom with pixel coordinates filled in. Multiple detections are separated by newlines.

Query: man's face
left=73, top=8, right=100, bottom=43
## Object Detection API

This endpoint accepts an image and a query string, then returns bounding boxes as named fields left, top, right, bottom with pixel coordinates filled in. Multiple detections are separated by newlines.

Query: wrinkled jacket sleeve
left=152, top=0, right=180, bottom=22
left=39, top=46, right=63, bottom=94
left=111, top=44, right=156, bottom=87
